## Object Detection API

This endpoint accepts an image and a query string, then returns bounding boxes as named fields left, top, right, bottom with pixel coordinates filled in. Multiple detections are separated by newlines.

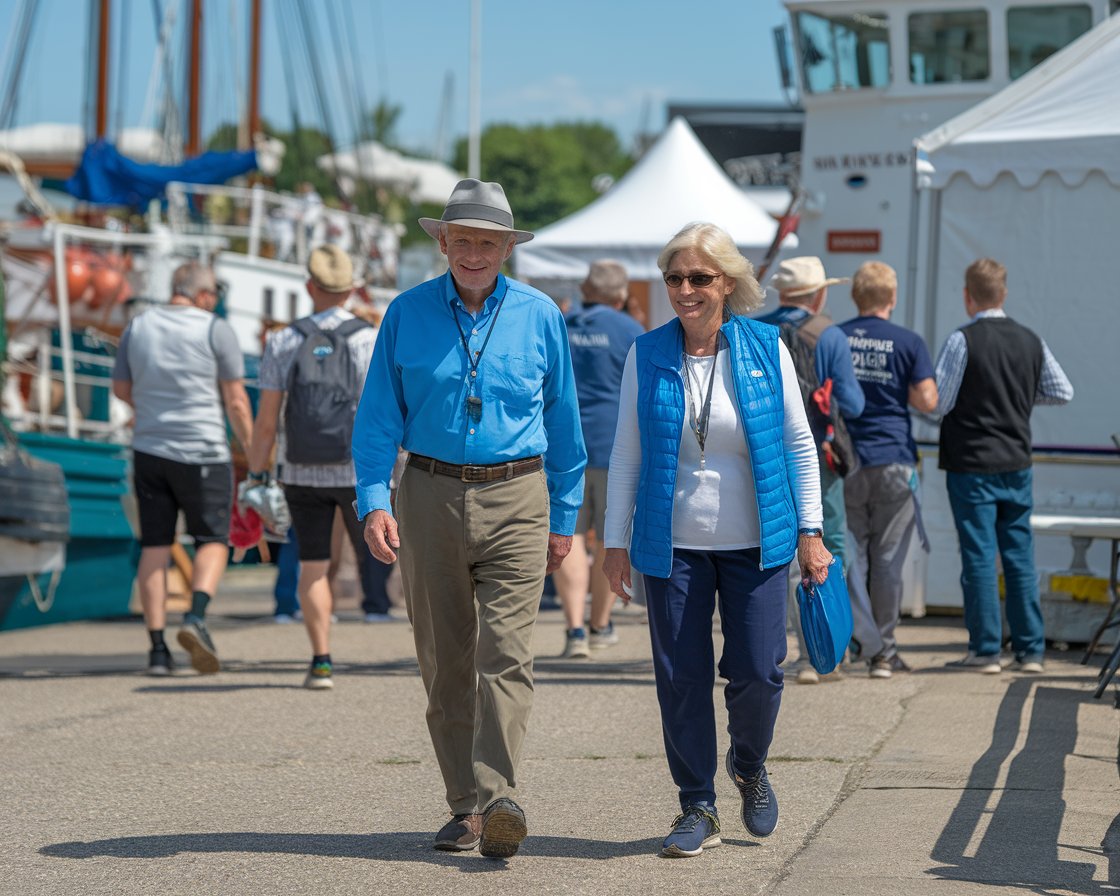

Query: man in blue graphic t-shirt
left=553, top=260, right=644, bottom=659
left=839, top=261, right=937, bottom=679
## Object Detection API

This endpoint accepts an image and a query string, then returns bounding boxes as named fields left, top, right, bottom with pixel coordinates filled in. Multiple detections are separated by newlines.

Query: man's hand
left=603, top=547, right=633, bottom=603
left=364, top=509, right=401, bottom=564
left=546, top=532, right=572, bottom=574
left=797, top=534, right=833, bottom=585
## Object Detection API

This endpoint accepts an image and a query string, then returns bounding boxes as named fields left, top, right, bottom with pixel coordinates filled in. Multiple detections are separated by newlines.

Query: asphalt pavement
left=1, top=565, right=1117, bottom=896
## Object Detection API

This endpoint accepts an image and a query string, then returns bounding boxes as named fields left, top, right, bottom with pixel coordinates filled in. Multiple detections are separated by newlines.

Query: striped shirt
left=934, top=309, right=1073, bottom=417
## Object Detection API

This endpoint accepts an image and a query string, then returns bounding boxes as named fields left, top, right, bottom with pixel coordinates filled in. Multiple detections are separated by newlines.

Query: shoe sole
left=147, top=666, right=172, bottom=677
left=661, top=835, right=721, bottom=858
left=303, top=676, right=334, bottom=690
left=176, top=629, right=220, bottom=675
left=563, top=645, right=590, bottom=659
left=869, top=668, right=892, bottom=679
left=433, top=838, right=480, bottom=852
left=726, top=750, right=778, bottom=838
left=479, top=807, right=528, bottom=858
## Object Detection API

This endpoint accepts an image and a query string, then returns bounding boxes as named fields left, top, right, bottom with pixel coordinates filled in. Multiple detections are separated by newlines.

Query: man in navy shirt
left=839, top=261, right=937, bottom=678
left=553, top=260, right=644, bottom=658
left=354, top=180, right=586, bottom=859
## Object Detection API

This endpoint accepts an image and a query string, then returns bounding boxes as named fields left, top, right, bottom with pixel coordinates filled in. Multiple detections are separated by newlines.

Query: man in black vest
left=934, top=258, right=1073, bottom=674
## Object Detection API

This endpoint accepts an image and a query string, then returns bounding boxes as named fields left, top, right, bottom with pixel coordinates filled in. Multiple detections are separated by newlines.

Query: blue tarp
left=63, top=139, right=258, bottom=207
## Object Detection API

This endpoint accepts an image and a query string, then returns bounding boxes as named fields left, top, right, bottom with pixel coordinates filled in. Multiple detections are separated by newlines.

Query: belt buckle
left=460, top=464, right=488, bottom=483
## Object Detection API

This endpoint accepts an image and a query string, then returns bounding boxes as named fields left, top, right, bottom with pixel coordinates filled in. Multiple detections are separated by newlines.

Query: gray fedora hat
left=419, top=178, right=534, bottom=244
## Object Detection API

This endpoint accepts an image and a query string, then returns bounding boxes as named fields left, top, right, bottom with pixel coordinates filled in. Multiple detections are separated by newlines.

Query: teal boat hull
left=0, top=433, right=136, bottom=630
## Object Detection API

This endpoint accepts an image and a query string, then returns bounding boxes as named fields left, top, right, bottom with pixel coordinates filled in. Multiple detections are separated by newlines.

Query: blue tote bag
left=796, top=559, right=853, bottom=674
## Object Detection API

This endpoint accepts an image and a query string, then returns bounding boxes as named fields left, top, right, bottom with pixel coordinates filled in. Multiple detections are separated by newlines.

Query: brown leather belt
left=408, top=453, right=543, bottom=483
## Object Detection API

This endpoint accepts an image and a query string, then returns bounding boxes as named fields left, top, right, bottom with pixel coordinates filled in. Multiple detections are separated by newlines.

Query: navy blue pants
left=644, top=548, right=788, bottom=810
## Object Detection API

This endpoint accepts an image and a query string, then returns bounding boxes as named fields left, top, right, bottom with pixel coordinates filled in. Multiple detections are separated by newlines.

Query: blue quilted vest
left=629, top=315, right=798, bottom=577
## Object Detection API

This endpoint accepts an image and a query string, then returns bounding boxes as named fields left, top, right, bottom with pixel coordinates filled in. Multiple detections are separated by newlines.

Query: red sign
left=828, top=230, right=880, bottom=253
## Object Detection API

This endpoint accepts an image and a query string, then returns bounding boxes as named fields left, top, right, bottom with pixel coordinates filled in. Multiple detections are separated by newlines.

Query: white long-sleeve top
left=604, top=339, right=822, bottom=552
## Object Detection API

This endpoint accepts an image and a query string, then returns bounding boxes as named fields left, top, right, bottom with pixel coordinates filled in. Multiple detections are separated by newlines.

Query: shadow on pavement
left=41, top=831, right=663, bottom=864
left=930, top=679, right=1120, bottom=894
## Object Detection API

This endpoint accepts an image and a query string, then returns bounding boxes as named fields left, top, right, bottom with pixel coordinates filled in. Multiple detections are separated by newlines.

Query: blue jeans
left=273, top=529, right=300, bottom=616
left=821, top=465, right=847, bottom=569
left=945, top=469, right=1043, bottom=659
left=644, top=548, right=788, bottom=810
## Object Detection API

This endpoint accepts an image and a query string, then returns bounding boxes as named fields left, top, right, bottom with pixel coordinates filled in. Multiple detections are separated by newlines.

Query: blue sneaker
left=661, top=804, right=721, bottom=857
left=726, top=748, right=778, bottom=837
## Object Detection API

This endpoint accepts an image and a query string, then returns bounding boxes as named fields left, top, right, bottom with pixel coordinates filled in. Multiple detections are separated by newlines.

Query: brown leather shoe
left=433, top=813, right=481, bottom=851
left=479, top=798, right=527, bottom=859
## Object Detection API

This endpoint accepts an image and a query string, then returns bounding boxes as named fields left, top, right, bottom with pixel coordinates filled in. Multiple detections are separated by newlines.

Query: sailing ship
left=0, top=0, right=402, bottom=629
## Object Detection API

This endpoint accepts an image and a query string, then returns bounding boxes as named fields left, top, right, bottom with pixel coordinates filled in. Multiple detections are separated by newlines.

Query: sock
left=590, top=623, right=612, bottom=634
left=568, top=627, right=586, bottom=638
left=312, top=653, right=332, bottom=667
left=149, top=629, right=167, bottom=649
left=190, top=591, right=211, bottom=619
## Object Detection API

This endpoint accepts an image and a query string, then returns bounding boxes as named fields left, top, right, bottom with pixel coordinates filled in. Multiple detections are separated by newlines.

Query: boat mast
left=95, top=0, right=110, bottom=140
left=247, top=0, right=262, bottom=141
left=187, top=0, right=202, bottom=156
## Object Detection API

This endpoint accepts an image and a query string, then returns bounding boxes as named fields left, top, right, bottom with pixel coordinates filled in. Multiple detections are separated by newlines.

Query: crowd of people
left=110, top=176, right=1073, bottom=860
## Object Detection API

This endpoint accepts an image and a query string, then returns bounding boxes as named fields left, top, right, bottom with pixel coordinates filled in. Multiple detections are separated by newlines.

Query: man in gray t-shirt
left=112, top=261, right=253, bottom=676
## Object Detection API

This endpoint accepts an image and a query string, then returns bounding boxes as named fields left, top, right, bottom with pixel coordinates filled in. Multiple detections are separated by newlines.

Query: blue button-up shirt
left=353, top=271, right=587, bottom=534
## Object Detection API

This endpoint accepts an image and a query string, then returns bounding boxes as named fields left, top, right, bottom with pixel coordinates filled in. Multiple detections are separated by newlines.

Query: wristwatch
left=798, top=527, right=823, bottom=538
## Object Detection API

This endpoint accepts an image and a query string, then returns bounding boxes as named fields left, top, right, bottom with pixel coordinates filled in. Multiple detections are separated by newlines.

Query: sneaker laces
left=737, top=769, right=771, bottom=811
left=670, top=805, right=719, bottom=834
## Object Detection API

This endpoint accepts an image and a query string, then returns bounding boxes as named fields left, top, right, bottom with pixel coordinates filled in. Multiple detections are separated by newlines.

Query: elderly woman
left=603, top=223, right=829, bottom=858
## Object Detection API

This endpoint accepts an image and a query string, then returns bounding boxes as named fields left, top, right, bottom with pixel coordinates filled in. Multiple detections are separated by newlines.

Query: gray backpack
left=284, top=316, right=370, bottom=465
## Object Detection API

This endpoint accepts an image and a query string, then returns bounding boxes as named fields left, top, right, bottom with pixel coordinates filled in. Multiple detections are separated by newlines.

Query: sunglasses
left=663, top=272, right=722, bottom=289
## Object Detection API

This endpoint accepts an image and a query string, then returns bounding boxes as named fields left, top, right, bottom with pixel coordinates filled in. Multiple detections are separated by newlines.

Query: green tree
left=452, top=122, right=632, bottom=233
left=363, top=99, right=403, bottom=149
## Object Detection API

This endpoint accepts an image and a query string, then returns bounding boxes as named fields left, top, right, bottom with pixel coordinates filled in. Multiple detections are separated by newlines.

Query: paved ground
left=1, top=566, right=1117, bottom=896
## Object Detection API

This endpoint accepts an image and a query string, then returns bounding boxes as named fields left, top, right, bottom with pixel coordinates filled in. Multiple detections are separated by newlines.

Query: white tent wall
left=514, top=118, right=793, bottom=328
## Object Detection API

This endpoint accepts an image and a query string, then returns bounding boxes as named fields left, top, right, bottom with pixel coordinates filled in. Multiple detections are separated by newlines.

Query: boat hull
left=0, top=433, right=136, bottom=630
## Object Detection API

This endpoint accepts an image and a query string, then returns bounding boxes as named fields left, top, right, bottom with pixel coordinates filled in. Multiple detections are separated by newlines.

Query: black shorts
left=133, top=450, right=232, bottom=547
left=284, top=484, right=365, bottom=562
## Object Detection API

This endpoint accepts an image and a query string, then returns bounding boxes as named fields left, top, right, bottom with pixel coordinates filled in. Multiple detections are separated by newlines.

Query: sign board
left=828, top=230, right=881, bottom=253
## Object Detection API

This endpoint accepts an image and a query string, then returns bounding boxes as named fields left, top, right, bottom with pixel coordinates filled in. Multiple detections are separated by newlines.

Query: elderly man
left=935, top=258, right=1072, bottom=674
left=246, top=244, right=378, bottom=690
left=112, top=262, right=253, bottom=676
left=552, top=259, right=644, bottom=658
left=839, top=262, right=938, bottom=678
left=354, top=179, right=586, bottom=858
left=757, top=256, right=864, bottom=683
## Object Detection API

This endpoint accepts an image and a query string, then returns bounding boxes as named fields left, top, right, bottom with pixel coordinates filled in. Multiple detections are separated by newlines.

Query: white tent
left=317, top=142, right=461, bottom=205
left=515, top=117, right=792, bottom=328
left=913, top=14, right=1120, bottom=450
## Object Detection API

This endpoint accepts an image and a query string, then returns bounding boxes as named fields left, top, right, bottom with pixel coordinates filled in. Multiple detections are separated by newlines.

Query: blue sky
left=0, top=0, right=793, bottom=157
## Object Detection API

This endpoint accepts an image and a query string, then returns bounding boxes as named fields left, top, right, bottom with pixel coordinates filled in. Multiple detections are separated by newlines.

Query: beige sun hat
left=768, top=256, right=850, bottom=297
left=307, top=244, right=355, bottom=293
left=418, top=178, right=534, bottom=244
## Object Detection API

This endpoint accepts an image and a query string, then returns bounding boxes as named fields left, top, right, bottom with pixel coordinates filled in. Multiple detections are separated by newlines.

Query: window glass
left=795, top=11, right=890, bottom=93
left=908, top=10, right=990, bottom=83
left=1007, top=5, right=1092, bottom=78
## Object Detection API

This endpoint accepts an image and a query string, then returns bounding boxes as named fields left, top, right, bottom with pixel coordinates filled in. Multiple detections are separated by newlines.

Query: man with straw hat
left=353, top=179, right=586, bottom=859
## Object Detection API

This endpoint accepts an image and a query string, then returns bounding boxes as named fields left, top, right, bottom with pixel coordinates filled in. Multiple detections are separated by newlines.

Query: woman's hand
left=603, top=547, right=633, bottom=603
left=797, top=534, right=832, bottom=585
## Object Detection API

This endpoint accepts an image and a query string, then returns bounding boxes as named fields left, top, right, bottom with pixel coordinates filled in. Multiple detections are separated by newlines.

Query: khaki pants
left=397, top=464, right=549, bottom=814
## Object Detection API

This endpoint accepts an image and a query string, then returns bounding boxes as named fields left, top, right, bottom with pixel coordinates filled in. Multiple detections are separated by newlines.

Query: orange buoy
left=89, top=266, right=124, bottom=309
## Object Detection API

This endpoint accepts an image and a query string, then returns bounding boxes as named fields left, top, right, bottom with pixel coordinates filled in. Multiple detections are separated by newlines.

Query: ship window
left=795, top=10, right=890, bottom=93
left=1007, top=5, right=1092, bottom=79
left=908, top=10, right=990, bottom=83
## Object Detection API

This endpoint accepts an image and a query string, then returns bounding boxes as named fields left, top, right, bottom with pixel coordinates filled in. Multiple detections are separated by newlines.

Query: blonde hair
left=657, top=222, right=764, bottom=315
left=851, top=261, right=897, bottom=313
left=965, top=258, right=1007, bottom=309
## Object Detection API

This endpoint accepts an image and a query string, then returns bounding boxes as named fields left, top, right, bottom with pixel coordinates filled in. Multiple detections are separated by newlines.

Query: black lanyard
left=453, top=297, right=505, bottom=420
left=683, top=338, right=720, bottom=467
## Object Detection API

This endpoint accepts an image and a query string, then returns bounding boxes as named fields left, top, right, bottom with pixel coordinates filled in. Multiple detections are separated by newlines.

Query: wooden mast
left=248, top=0, right=262, bottom=141
left=95, top=0, right=110, bottom=140
left=187, top=0, right=203, bottom=155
